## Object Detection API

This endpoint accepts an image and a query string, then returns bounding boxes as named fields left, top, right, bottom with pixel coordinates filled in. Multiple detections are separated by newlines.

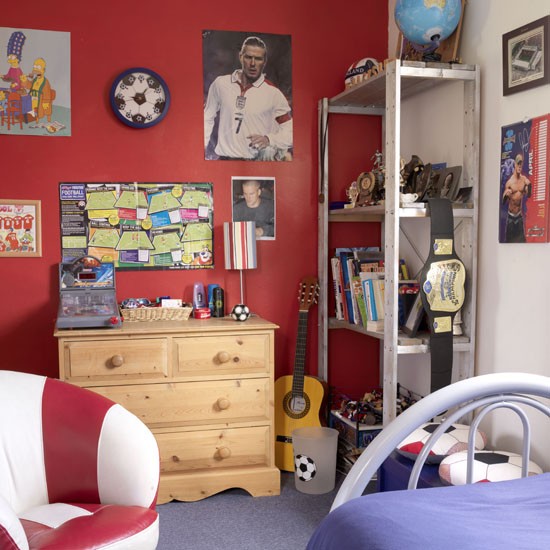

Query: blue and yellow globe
left=395, top=0, right=462, bottom=46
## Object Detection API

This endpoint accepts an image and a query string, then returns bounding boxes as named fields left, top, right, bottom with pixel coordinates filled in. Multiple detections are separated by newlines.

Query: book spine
left=352, top=276, right=368, bottom=326
left=366, top=279, right=378, bottom=321
left=373, top=279, right=385, bottom=319
left=399, top=259, right=410, bottom=280
left=361, top=278, right=373, bottom=321
left=339, top=252, right=354, bottom=324
left=331, top=257, right=345, bottom=321
left=347, top=258, right=360, bottom=324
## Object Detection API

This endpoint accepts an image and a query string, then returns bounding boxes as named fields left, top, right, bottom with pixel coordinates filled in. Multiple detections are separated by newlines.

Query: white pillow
left=439, top=450, right=543, bottom=485
left=396, top=422, right=487, bottom=464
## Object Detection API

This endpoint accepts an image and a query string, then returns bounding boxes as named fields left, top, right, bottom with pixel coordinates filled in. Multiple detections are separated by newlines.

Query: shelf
left=328, top=318, right=471, bottom=354
left=328, top=62, right=477, bottom=113
left=318, top=59, right=480, bottom=426
left=331, top=411, right=383, bottom=432
left=329, top=203, right=474, bottom=222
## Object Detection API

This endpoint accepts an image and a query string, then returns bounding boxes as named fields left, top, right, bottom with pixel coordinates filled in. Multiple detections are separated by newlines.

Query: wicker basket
left=121, top=306, right=193, bottom=322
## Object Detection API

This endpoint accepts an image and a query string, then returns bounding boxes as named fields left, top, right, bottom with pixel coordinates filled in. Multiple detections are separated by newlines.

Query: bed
left=307, top=372, right=550, bottom=550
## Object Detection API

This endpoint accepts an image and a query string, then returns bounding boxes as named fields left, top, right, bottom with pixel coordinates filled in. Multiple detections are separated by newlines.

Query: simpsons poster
left=0, top=27, right=70, bottom=136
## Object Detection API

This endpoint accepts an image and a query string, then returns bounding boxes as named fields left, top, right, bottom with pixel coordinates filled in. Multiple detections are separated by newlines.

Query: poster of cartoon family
left=499, top=114, right=549, bottom=243
left=0, top=27, right=70, bottom=136
left=59, top=183, right=214, bottom=270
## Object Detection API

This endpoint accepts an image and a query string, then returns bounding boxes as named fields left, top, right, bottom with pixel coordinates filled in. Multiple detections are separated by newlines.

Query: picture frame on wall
left=502, top=15, right=550, bottom=96
left=231, top=177, right=276, bottom=240
left=0, top=199, right=42, bottom=257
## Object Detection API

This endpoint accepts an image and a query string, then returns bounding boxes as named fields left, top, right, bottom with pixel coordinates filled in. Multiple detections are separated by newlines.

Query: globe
left=395, top=0, right=462, bottom=46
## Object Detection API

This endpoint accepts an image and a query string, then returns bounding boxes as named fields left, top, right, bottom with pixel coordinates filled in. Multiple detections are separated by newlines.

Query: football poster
left=499, top=114, right=549, bottom=243
left=59, top=182, right=214, bottom=269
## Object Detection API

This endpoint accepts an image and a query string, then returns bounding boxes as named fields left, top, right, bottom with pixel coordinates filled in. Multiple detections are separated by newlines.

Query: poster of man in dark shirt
left=232, top=177, right=275, bottom=240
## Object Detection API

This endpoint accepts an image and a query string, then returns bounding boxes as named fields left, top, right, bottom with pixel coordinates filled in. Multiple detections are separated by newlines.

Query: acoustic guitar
left=274, top=277, right=325, bottom=472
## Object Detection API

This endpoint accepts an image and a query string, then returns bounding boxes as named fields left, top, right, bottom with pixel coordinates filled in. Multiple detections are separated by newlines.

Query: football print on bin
left=295, top=454, right=316, bottom=482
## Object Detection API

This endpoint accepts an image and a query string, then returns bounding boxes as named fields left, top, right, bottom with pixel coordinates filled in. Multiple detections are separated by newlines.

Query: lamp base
left=230, top=304, right=250, bottom=322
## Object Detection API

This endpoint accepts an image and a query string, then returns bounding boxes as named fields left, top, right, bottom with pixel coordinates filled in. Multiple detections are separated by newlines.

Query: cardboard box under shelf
left=330, top=411, right=382, bottom=448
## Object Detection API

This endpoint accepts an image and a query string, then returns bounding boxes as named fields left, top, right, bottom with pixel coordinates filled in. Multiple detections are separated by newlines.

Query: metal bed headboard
left=331, top=372, right=550, bottom=511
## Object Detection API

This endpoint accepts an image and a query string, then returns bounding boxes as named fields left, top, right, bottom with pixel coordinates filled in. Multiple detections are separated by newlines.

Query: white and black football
left=231, top=304, right=250, bottom=322
left=397, top=422, right=486, bottom=463
left=439, top=450, right=543, bottom=485
left=295, top=454, right=317, bottom=482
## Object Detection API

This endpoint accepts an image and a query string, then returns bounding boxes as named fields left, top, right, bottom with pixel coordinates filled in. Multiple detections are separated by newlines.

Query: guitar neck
left=291, top=310, right=309, bottom=396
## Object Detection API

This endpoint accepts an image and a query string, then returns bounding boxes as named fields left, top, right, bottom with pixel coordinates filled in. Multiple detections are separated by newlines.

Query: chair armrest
left=97, top=404, right=160, bottom=509
left=0, top=494, right=29, bottom=550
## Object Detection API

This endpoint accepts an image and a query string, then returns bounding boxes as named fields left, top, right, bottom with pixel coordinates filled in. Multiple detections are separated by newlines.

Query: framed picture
left=0, top=199, right=42, bottom=257
left=502, top=15, right=549, bottom=96
left=231, top=177, right=276, bottom=240
left=414, top=163, right=432, bottom=200
left=401, top=293, right=424, bottom=337
left=436, top=166, right=462, bottom=201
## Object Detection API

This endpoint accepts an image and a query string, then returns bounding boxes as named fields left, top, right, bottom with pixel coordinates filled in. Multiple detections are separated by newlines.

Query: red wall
left=1, top=1, right=387, bottom=393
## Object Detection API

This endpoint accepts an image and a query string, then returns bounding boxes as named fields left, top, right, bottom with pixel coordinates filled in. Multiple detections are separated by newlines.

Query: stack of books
left=331, top=247, right=418, bottom=331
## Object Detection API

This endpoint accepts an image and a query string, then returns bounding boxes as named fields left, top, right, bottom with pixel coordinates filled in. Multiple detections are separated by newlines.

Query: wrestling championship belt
left=420, top=198, right=466, bottom=393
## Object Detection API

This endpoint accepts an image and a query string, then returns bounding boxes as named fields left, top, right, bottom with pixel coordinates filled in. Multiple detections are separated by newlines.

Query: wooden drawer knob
left=218, top=446, right=231, bottom=459
left=111, top=354, right=124, bottom=367
left=217, top=397, right=230, bottom=410
left=217, top=351, right=230, bottom=364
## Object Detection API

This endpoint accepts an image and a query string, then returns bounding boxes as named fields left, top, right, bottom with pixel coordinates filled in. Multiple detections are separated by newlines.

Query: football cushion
left=396, top=422, right=487, bottom=464
left=439, top=450, right=543, bottom=485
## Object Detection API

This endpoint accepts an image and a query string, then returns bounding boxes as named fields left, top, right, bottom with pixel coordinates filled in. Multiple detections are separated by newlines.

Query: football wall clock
left=110, top=68, right=170, bottom=128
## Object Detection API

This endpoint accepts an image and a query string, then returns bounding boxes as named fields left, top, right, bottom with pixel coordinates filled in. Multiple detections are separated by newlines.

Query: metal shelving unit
left=318, top=59, right=480, bottom=425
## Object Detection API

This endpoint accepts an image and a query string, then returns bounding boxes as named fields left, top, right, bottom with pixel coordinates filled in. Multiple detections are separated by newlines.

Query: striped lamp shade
left=224, top=222, right=257, bottom=270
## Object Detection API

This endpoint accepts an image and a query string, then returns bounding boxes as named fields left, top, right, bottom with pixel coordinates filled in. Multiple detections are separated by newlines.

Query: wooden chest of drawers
left=54, top=316, right=280, bottom=503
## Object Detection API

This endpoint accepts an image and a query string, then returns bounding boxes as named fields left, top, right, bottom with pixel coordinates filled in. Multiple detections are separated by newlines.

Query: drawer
left=157, top=426, right=270, bottom=473
left=61, top=338, right=168, bottom=382
left=173, top=334, right=271, bottom=378
left=95, top=378, right=271, bottom=427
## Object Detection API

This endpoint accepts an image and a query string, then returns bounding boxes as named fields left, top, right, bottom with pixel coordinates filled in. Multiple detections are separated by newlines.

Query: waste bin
left=292, top=426, right=338, bottom=494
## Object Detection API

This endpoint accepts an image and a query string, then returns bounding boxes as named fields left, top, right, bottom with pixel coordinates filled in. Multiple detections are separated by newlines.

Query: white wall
left=460, top=0, right=549, bottom=470
left=389, top=0, right=550, bottom=469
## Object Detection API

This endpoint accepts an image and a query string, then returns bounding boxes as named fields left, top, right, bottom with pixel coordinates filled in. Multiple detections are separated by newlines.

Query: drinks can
left=208, top=284, right=220, bottom=313
left=213, top=287, right=224, bottom=317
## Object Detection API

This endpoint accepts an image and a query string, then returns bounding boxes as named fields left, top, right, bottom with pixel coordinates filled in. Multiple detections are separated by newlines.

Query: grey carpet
left=156, top=471, right=356, bottom=549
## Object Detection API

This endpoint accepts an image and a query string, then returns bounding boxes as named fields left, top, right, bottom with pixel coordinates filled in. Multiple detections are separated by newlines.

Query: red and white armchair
left=0, top=370, right=160, bottom=549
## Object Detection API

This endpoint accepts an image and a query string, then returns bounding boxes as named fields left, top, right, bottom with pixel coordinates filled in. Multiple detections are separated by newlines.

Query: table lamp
left=223, top=221, right=257, bottom=321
